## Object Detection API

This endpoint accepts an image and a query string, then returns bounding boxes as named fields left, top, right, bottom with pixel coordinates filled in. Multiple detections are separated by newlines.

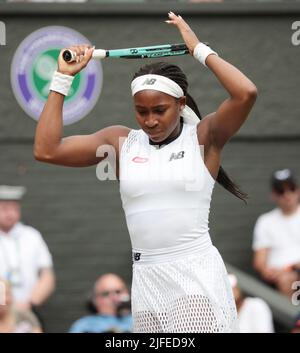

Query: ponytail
left=186, top=93, right=248, bottom=203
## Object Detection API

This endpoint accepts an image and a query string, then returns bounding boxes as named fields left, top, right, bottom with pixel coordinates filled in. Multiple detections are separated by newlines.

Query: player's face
left=0, top=201, right=21, bottom=232
left=134, top=90, right=186, bottom=143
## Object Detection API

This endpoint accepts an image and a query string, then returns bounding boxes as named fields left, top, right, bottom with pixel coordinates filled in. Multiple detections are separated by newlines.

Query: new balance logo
left=132, top=156, right=148, bottom=163
left=133, top=252, right=141, bottom=261
left=142, top=78, right=156, bottom=85
left=169, top=151, right=185, bottom=162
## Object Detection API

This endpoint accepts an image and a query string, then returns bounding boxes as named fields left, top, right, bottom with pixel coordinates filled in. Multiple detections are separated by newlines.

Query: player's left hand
left=165, top=12, right=200, bottom=55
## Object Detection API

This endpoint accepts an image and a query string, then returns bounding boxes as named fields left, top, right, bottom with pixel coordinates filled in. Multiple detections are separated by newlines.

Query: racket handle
left=62, top=49, right=107, bottom=62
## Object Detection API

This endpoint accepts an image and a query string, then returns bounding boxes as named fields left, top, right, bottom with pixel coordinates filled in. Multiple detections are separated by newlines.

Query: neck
left=99, top=311, right=117, bottom=316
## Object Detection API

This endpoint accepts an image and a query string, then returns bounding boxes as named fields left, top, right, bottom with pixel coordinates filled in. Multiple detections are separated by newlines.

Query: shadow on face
left=133, top=90, right=186, bottom=144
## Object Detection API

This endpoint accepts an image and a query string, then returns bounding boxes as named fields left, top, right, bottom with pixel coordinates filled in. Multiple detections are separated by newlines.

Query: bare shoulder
left=94, top=124, right=131, bottom=140
left=93, top=124, right=131, bottom=149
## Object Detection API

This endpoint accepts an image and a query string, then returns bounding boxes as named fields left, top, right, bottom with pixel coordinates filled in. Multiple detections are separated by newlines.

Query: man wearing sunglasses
left=69, top=273, right=132, bottom=333
left=252, top=169, right=300, bottom=297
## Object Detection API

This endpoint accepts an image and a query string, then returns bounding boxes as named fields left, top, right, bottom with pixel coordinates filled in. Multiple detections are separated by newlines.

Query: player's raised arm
left=167, top=12, right=258, bottom=150
left=34, top=44, right=129, bottom=167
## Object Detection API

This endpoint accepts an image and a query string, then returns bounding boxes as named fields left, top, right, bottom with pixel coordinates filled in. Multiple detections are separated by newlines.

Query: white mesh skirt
left=131, top=237, right=238, bottom=333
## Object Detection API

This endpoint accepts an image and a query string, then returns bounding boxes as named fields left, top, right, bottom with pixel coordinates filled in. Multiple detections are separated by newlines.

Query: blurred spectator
left=0, top=186, right=55, bottom=314
left=253, top=169, right=300, bottom=297
left=291, top=313, right=300, bottom=333
left=228, top=274, right=274, bottom=333
left=69, top=273, right=132, bottom=333
left=0, top=278, right=42, bottom=333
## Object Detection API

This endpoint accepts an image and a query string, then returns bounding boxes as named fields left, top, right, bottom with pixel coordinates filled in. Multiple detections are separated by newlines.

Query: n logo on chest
left=169, top=151, right=185, bottom=162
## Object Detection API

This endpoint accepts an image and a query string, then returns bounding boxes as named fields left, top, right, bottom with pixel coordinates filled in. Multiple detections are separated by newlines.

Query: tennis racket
left=62, top=43, right=190, bottom=62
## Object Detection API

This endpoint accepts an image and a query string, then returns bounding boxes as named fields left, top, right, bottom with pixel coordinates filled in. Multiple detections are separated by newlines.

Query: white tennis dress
left=119, top=122, right=238, bottom=333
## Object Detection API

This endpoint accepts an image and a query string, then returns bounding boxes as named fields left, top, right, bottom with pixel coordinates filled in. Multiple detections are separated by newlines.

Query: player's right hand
left=57, top=44, right=94, bottom=76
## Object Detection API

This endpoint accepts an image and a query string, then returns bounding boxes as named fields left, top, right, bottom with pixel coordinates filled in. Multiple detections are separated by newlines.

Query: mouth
left=147, top=131, right=162, bottom=139
left=148, top=134, right=164, bottom=143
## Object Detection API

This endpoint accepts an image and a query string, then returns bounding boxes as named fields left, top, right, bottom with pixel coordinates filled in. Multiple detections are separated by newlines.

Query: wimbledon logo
left=11, top=26, right=102, bottom=125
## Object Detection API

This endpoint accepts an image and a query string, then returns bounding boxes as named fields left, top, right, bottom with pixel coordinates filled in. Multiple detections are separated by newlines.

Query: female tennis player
left=34, top=12, right=257, bottom=332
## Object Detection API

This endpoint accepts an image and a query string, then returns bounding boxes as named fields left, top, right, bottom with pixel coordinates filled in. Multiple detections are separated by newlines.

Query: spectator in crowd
left=0, top=185, right=55, bottom=313
left=69, top=273, right=132, bottom=333
left=0, top=278, right=42, bottom=333
left=252, top=169, right=300, bottom=297
left=228, top=274, right=274, bottom=333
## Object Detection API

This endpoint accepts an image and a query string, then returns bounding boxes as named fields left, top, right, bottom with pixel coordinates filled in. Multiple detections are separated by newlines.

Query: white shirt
left=119, top=122, right=215, bottom=250
left=252, top=206, right=300, bottom=268
left=0, top=222, right=53, bottom=303
left=238, top=297, right=274, bottom=333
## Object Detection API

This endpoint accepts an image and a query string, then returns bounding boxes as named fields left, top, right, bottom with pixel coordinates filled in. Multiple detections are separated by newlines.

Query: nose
left=110, top=293, right=122, bottom=304
left=283, top=191, right=294, bottom=199
left=144, top=116, right=158, bottom=128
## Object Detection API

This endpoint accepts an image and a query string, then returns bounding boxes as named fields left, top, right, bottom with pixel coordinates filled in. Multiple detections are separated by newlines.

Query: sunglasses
left=95, top=289, right=124, bottom=298
left=274, top=184, right=297, bottom=195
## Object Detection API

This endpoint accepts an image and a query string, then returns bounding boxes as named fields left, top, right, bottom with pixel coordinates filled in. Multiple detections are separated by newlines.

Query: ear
left=178, top=96, right=186, bottom=111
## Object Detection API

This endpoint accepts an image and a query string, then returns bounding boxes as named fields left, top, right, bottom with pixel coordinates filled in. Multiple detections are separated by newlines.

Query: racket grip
left=93, top=49, right=107, bottom=59
left=62, top=49, right=107, bottom=62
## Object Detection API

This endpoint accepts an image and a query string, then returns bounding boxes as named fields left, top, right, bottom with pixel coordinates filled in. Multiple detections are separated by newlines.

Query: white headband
left=131, top=74, right=184, bottom=98
left=131, top=74, right=199, bottom=125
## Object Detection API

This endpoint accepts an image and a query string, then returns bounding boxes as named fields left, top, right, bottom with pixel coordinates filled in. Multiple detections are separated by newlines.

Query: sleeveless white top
left=119, top=122, right=216, bottom=250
